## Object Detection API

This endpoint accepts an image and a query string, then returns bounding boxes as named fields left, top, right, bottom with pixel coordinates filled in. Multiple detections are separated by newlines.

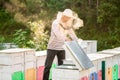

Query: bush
left=13, top=29, right=35, bottom=48
left=28, top=20, right=49, bottom=50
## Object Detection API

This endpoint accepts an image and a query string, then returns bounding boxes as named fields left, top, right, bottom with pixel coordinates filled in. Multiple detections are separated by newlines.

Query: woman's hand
left=65, top=37, right=72, bottom=41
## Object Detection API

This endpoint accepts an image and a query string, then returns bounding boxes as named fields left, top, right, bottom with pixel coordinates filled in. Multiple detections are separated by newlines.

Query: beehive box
left=52, top=47, right=120, bottom=80
left=0, top=49, right=24, bottom=65
left=114, top=47, right=120, bottom=50
left=0, top=48, right=35, bottom=65
left=52, top=53, right=115, bottom=80
left=78, top=40, right=97, bottom=54
left=87, top=53, right=113, bottom=71
left=52, top=66, right=81, bottom=80
left=86, top=53, right=113, bottom=80
left=87, top=53, right=112, bottom=80
left=99, top=49, right=120, bottom=80
left=25, top=57, right=36, bottom=80
left=87, top=53, right=100, bottom=73
left=25, top=68, right=36, bottom=80
left=37, top=66, right=44, bottom=80
left=100, top=49, right=120, bottom=65
left=36, top=50, right=47, bottom=67
left=0, top=64, right=24, bottom=80
left=52, top=53, right=105, bottom=80
left=24, top=50, right=36, bottom=62
left=63, top=59, right=75, bottom=66
left=0, top=48, right=36, bottom=80
left=35, top=51, right=46, bottom=80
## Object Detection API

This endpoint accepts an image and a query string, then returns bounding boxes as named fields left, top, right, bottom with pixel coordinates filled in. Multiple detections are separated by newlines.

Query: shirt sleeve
left=68, top=29, right=78, bottom=40
left=51, top=21, right=66, bottom=41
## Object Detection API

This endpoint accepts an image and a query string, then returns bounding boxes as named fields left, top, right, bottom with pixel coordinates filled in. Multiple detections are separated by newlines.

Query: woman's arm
left=67, top=29, right=78, bottom=41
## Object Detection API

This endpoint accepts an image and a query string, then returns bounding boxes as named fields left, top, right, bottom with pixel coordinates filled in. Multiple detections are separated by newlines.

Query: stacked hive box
left=114, top=47, right=120, bottom=50
left=36, top=50, right=46, bottom=80
left=24, top=49, right=36, bottom=80
left=35, top=40, right=97, bottom=79
left=0, top=49, right=24, bottom=80
left=100, top=49, right=120, bottom=80
left=52, top=53, right=113, bottom=80
left=88, top=53, right=114, bottom=80
left=52, top=48, right=120, bottom=80
left=0, top=48, right=36, bottom=80
left=78, top=40, right=97, bottom=54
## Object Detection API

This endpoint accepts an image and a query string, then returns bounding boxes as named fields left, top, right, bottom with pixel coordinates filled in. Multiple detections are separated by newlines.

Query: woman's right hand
left=65, top=37, right=72, bottom=41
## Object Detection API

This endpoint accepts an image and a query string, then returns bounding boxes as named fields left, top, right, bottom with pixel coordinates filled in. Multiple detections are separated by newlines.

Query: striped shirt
left=47, top=20, right=78, bottom=50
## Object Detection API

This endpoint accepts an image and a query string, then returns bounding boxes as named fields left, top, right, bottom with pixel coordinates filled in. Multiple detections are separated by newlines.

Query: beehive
left=0, top=48, right=36, bottom=80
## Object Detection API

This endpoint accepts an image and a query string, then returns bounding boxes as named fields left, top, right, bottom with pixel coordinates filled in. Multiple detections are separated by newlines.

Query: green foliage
left=0, top=9, right=27, bottom=36
left=97, top=0, right=120, bottom=31
left=13, top=29, right=35, bottom=48
left=98, top=3, right=118, bottom=24
left=1, top=0, right=120, bottom=51
left=45, top=0, right=65, bottom=10
left=0, top=35, right=5, bottom=43
left=28, top=21, right=49, bottom=50
left=76, top=26, right=120, bottom=51
left=97, top=31, right=120, bottom=51
left=0, top=9, right=12, bottom=31
left=13, top=21, right=49, bottom=51
left=25, top=0, right=42, bottom=14
left=0, top=9, right=11, bottom=22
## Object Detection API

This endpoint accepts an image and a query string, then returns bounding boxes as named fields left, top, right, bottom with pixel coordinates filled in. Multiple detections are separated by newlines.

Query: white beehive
left=24, top=50, right=36, bottom=80
left=78, top=40, right=97, bottom=54
left=52, top=46, right=120, bottom=80
left=25, top=61, right=36, bottom=69
left=0, top=49, right=25, bottom=65
left=53, top=53, right=104, bottom=80
left=0, top=64, right=24, bottom=80
left=63, top=59, right=74, bottom=66
left=0, top=48, right=36, bottom=80
left=52, top=50, right=120, bottom=80
left=36, top=50, right=47, bottom=67
left=24, top=49, right=36, bottom=62
left=99, top=50, right=120, bottom=80
left=114, top=47, right=120, bottom=50
left=52, top=67, right=81, bottom=80
left=87, top=54, right=99, bottom=73
left=101, top=49, right=120, bottom=80
left=101, top=49, right=120, bottom=65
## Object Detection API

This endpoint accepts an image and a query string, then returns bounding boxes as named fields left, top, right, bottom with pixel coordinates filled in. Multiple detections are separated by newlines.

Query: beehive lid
left=35, top=50, right=47, bottom=56
left=0, top=48, right=34, bottom=54
left=87, top=53, right=113, bottom=61
left=64, top=40, right=94, bottom=71
left=113, top=47, right=120, bottom=51
left=100, top=49, right=120, bottom=55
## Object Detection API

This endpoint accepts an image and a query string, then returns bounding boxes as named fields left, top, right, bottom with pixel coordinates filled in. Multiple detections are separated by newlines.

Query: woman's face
left=61, top=15, right=71, bottom=23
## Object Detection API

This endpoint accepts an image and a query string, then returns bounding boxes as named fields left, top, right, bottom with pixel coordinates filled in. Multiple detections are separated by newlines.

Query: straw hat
left=57, top=9, right=84, bottom=29
left=57, top=9, right=74, bottom=22
left=62, top=9, right=74, bottom=18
